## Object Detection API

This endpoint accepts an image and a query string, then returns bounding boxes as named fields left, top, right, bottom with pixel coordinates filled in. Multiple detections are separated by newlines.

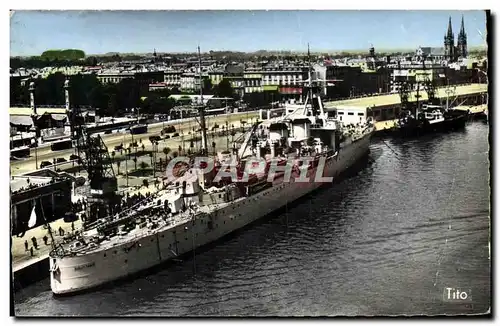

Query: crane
left=65, top=79, right=119, bottom=229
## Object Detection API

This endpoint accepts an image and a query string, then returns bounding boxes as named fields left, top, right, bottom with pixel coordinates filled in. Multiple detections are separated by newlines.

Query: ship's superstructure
left=49, top=47, right=374, bottom=295
left=395, top=66, right=468, bottom=137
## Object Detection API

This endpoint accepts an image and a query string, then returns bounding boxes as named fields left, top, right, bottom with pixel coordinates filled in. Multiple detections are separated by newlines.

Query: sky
left=10, top=10, right=488, bottom=56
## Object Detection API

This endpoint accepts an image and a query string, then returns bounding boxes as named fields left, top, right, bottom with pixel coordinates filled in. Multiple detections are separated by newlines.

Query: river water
left=13, top=121, right=491, bottom=316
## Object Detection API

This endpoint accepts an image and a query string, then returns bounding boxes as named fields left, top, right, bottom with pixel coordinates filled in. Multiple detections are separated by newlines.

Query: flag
left=28, top=203, right=37, bottom=228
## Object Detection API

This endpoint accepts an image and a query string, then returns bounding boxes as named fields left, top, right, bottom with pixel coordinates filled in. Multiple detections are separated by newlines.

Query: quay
left=10, top=110, right=259, bottom=175
left=12, top=218, right=82, bottom=291
left=324, top=83, right=487, bottom=123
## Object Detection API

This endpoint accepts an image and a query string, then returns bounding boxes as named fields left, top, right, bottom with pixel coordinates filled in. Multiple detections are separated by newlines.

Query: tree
left=41, top=49, right=85, bottom=61
left=68, top=73, right=101, bottom=107
left=10, top=77, right=24, bottom=106
left=213, top=79, right=234, bottom=99
left=88, top=84, right=107, bottom=110
left=86, top=56, right=98, bottom=66
left=34, top=73, right=65, bottom=105
left=202, top=78, right=213, bottom=94
left=117, top=78, right=140, bottom=112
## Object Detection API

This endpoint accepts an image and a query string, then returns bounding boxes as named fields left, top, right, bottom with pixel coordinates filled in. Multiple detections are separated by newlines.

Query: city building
left=208, top=71, right=225, bottom=88
left=10, top=170, right=73, bottom=236
left=224, top=64, right=246, bottom=98
left=163, top=70, right=182, bottom=88
left=330, top=105, right=370, bottom=124
left=389, top=62, right=447, bottom=93
left=243, top=70, right=263, bottom=94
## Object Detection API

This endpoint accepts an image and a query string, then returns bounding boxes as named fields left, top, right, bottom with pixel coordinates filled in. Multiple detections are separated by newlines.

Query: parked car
left=172, top=132, right=179, bottom=137
left=114, top=144, right=124, bottom=151
left=69, top=154, right=80, bottom=161
left=161, top=126, right=176, bottom=135
left=40, top=161, right=52, bottom=169
left=163, top=135, right=171, bottom=139
left=149, top=135, right=161, bottom=143
left=55, top=158, right=67, bottom=164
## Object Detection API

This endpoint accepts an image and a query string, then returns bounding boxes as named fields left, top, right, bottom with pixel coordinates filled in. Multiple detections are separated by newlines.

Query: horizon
left=10, top=10, right=488, bottom=57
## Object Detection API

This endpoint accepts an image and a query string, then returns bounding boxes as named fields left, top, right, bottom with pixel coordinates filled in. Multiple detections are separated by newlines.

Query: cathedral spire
left=447, top=16, right=453, bottom=37
left=459, top=15, right=466, bottom=36
left=457, top=15, right=468, bottom=59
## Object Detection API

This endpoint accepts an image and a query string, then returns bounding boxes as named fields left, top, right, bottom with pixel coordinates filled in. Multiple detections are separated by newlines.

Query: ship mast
left=302, top=43, right=316, bottom=117
left=198, top=45, right=208, bottom=154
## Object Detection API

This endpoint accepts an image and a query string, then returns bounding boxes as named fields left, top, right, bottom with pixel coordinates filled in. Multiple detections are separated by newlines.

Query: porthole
left=114, top=250, right=117, bottom=254
left=125, top=259, right=128, bottom=263
left=104, top=253, right=107, bottom=257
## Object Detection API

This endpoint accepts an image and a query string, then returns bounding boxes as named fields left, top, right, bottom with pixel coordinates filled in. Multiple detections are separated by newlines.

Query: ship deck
left=59, top=197, right=240, bottom=256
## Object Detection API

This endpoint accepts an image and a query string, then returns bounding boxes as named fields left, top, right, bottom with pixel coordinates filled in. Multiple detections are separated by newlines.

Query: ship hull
left=50, top=132, right=373, bottom=295
left=394, top=114, right=467, bottom=138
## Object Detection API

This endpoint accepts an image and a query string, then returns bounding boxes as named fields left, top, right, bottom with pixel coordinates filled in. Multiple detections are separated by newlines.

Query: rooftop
left=9, top=107, right=67, bottom=116
left=10, top=176, right=54, bottom=193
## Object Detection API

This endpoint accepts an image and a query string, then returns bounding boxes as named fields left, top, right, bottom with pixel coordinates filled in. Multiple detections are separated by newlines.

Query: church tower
left=444, top=16, right=455, bottom=61
left=457, top=15, right=468, bottom=58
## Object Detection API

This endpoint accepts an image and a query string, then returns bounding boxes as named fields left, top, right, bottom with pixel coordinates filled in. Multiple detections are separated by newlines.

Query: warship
left=48, top=49, right=375, bottom=295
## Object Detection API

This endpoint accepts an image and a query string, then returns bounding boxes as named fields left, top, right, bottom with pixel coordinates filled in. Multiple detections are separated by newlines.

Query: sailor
left=71, top=222, right=75, bottom=232
left=24, top=240, right=29, bottom=251
left=43, top=235, right=48, bottom=246
left=31, top=237, right=38, bottom=250
left=29, top=247, right=34, bottom=257
left=58, top=226, right=64, bottom=236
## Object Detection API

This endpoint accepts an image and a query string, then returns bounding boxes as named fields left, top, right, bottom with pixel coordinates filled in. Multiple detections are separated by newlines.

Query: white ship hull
left=50, top=132, right=372, bottom=295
